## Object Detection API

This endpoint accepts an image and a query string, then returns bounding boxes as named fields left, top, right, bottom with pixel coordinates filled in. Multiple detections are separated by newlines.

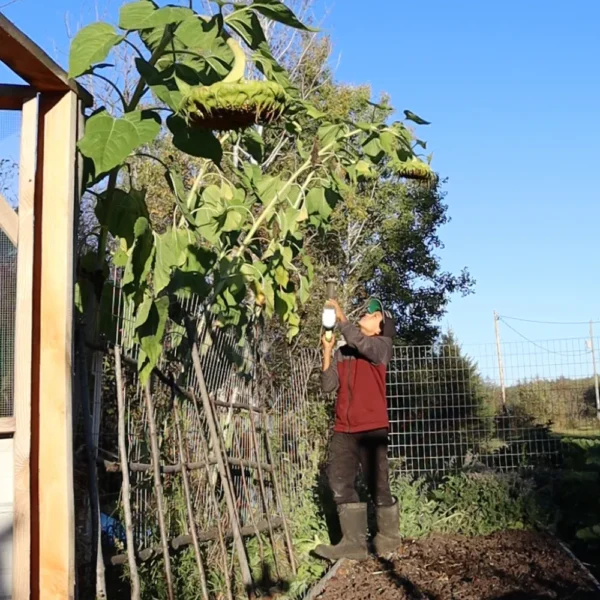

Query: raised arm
left=321, top=334, right=339, bottom=393
left=339, top=321, right=392, bottom=365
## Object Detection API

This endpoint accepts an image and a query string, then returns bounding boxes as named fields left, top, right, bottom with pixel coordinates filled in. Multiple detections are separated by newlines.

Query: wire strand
left=499, top=314, right=600, bottom=326
left=499, top=318, right=589, bottom=357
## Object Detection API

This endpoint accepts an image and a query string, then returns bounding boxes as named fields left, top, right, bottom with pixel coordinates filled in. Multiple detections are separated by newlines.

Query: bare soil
left=315, top=531, right=600, bottom=600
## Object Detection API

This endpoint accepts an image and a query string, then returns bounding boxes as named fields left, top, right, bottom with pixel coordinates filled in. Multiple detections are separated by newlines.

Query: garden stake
left=114, top=345, right=141, bottom=600
left=173, top=392, right=210, bottom=600
left=143, top=379, right=175, bottom=600
left=185, top=315, right=254, bottom=591
left=260, top=406, right=297, bottom=574
left=195, top=416, right=234, bottom=600
left=248, top=406, right=282, bottom=578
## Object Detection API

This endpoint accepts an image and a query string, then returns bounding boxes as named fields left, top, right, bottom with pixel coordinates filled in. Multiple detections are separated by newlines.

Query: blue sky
left=2, top=0, right=600, bottom=352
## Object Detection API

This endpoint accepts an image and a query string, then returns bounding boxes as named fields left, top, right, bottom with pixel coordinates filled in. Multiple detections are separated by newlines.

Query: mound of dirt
left=316, top=531, right=600, bottom=600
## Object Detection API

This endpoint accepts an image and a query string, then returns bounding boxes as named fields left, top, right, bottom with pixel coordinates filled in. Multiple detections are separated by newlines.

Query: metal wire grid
left=0, top=228, right=16, bottom=417
left=95, top=271, right=600, bottom=556
left=0, top=107, right=20, bottom=419
left=387, top=337, right=600, bottom=473
left=99, top=280, right=300, bottom=554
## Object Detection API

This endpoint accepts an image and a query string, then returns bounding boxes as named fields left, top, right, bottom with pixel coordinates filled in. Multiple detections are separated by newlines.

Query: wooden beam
left=0, top=192, right=18, bottom=245
left=0, top=417, right=16, bottom=434
left=0, top=84, right=36, bottom=111
left=31, top=90, right=78, bottom=600
left=0, top=14, right=92, bottom=106
left=12, top=95, right=38, bottom=600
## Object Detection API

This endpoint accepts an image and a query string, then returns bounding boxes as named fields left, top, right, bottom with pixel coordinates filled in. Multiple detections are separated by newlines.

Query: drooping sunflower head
left=180, top=80, right=290, bottom=131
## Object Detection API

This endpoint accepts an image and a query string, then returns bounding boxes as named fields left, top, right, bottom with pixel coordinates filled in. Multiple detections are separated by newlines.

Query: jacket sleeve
left=321, top=349, right=339, bottom=393
left=339, top=321, right=392, bottom=365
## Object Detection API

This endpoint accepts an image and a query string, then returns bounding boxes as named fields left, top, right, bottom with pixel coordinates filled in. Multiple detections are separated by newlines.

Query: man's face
left=358, top=310, right=383, bottom=336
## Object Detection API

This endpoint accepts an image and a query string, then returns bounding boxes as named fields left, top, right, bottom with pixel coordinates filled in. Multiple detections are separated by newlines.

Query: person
left=314, top=297, right=401, bottom=561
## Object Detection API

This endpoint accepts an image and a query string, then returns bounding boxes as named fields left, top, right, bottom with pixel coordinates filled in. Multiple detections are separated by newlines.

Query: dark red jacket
left=321, top=321, right=393, bottom=433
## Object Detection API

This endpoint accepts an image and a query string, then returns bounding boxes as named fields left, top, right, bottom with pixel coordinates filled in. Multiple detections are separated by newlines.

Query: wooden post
left=31, top=91, right=78, bottom=600
left=12, top=95, right=37, bottom=600
left=493, top=311, right=507, bottom=407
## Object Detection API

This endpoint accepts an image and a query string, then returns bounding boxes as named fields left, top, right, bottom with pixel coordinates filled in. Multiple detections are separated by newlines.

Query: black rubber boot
left=313, top=503, right=369, bottom=561
left=373, top=498, right=402, bottom=556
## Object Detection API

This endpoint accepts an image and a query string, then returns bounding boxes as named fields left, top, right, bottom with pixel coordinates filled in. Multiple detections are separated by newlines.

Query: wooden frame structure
left=0, top=14, right=91, bottom=600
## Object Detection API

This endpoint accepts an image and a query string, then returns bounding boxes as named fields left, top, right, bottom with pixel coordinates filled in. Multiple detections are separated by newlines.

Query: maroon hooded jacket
left=321, top=321, right=393, bottom=433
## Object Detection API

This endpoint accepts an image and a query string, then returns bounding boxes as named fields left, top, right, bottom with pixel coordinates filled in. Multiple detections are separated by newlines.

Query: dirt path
left=315, top=530, right=600, bottom=600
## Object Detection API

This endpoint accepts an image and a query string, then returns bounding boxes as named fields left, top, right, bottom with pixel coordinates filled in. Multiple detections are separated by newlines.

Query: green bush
left=391, top=471, right=550, bottom=538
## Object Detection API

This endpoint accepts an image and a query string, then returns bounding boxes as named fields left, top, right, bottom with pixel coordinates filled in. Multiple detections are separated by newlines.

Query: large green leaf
left=250, top=0, right=317, bottom=31
left=305, top=187, right=331, bottom=220
left=122, top=217, right=155, bottom=304
left=176, top=14, right=218, bottom=45
left=154, top=228, right=191, bottom=294
left=78, top=110, right=161, bottom=175
left=196, top=185, right=223, bottom=243
left=149, top=6, right=193, bottom=26
left=317, top=123, right=346, bottom=150
left=95, top=188, right=149, bottom=247
left=226, top=8, right=266, bottom=49
left=299, top=275, right=310, bottom=304
left=221, top=187, right=249, bottom=233
left=135, top=59, right=183, bottom=111
left=167, top=115, right=223, bottom=163
left=252, top=42, right=294, bottom=92
left=362, top=134, right=385, bottom=164
left=242, top=128, right=265, bottom=163
left=69, top=22, right=122, bottom=78
left=119, top=0, right=158, bottom=30
left=136, top=295, right=169, bottom=383
left=119, top=0, right=191, bottom=30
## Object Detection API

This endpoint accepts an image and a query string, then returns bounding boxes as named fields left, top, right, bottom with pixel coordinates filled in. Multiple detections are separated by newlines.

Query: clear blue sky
left=2, top=0, right=600, bottom=351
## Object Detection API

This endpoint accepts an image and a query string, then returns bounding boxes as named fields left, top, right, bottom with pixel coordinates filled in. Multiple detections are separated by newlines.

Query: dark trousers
left=326, top=428, right=394, bottom=507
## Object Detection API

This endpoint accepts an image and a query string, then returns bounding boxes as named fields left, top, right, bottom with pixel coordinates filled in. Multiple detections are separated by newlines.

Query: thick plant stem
left=223, top=37, right=247, bottom=83
left=114, top=346, right=141, bottom=600
left=173, top=395, right=210, bottom=600
left=143, top=379, right=175, bottom=600
left=184, top=315, right=254, bottom=591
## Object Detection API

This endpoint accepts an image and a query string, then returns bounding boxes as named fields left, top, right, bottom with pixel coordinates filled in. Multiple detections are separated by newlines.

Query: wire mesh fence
left=84, top=270, right=600, bottom=596
left=0, top=228, right=16, bottom=418
left=387, top=336, right=600, bottom=473
left=0, top=105, right=20, bottom=419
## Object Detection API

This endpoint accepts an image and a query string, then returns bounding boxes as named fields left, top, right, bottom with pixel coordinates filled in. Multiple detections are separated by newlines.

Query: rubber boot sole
left=313, top=544, right=369, bottom=562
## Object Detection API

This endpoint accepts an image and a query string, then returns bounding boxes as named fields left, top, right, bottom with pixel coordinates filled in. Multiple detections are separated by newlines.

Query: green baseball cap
left=366, top=298, right=383, bottom=314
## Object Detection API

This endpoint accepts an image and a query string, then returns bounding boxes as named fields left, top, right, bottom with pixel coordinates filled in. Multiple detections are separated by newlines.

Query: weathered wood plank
left=0, top=84, right=36, bottom=111
left=0, top=15, right=92, bottom=106
left=32, top=90, right=78, bottom=600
